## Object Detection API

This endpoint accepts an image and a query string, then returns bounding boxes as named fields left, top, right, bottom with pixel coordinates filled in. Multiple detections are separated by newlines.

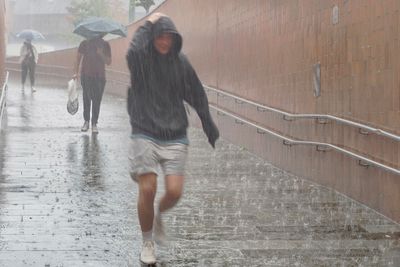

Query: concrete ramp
left=0, top=84, right=398, bottom=266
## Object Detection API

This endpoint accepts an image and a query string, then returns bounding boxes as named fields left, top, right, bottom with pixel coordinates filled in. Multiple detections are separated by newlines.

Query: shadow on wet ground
left=0, top=84, right=399, bottom=266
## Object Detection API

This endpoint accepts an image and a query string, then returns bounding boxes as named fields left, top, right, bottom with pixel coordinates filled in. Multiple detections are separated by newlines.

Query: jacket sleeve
left=19, top=45, right=26, bottom=64
left=126, top=21, right=154, bottom=84
left=182, top=55, right=219, bottom=148
left=126, top=21, right=153, bottom=116
left=33, top=46, right=38, bottom=64
left=131, top=21, right=153, bottom=50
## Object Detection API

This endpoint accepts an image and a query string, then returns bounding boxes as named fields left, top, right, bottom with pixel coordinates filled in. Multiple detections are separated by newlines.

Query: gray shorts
left=129, top=137, right=188, bottom=182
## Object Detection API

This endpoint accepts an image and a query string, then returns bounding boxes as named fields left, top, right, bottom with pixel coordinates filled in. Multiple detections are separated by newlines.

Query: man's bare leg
left=138, top=173, right=158, bottom=264
left=159, top=175, right=184, bottom=212
left=138, top=173, right=157, bottom=232
left=154, top=175, right=184, bottom=244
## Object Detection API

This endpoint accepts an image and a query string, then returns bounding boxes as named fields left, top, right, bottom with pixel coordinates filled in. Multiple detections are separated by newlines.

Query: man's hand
left=96, top=46, right=105, bottom=58
left=96, top=46, right=102, bottom=53
left=147, top=12, right=166, bottom=24
left=204, top=121, right=219, bottom=149
left=207, top=127, right=219, bottom=148
left=96, top=46, right=111, bottom=65
left=72, top=73, right=79, bottom=80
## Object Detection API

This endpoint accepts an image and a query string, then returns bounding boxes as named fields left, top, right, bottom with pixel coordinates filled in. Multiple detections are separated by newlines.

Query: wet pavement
left=0, top=84, right=399, bottom=267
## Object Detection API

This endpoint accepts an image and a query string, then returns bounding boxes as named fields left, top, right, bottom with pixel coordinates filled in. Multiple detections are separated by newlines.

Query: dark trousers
left=21, top=60, right=36, bottom=86
left=81, top=76, right=106, bottom=125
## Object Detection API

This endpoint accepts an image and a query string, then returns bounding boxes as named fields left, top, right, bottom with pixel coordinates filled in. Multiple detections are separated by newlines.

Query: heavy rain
left=0, top=0, right=399, bottom=266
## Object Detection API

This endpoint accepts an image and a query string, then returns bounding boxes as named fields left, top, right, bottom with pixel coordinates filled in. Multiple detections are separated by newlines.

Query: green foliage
left=133, top=0, right=155, bottom=14
left=67, top=0, right=110, bottom=26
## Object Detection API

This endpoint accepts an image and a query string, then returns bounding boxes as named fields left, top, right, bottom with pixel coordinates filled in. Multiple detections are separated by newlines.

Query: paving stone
left=0, top=84, right=399, bottom=266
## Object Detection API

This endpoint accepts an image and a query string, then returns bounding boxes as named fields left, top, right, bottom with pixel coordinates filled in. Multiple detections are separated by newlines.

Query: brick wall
left=0, top=0, right=5, bottom=84
left=16, top=0, right=400, bottom=222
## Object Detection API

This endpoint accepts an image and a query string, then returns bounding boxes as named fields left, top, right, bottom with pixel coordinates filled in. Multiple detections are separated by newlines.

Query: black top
left=78, top=37, right=111, bottom=79
left=126, top=17, right=219, bottom=147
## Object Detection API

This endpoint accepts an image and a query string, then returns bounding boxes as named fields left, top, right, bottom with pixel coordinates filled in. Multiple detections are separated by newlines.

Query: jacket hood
left=152, top=16, right=182, bottom=54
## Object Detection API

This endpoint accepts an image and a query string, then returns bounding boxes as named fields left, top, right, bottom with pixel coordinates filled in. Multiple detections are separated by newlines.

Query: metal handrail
left=5, top=63, right=129, bottom=83
left=210, top=105, right=400, bottom=176
left=6, top=62, right=398, bottom=142
left=0, top=72, right=9, bottom=127
left=2, top=63, right=397, bottom=173
left=205, top=85, right=400, bottom=142
left=6, top=62, right=130, bottom=76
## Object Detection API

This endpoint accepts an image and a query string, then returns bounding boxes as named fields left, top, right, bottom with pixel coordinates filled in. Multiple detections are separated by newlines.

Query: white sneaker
left=81, top=121, right=89, bottom=132
left=31, top=86, right=36, bottom=92
left=140, top=241, right=156, bottom=264
left=153, top=213, right=166, bottom=246
left=92, top=124, right=98, bottom=134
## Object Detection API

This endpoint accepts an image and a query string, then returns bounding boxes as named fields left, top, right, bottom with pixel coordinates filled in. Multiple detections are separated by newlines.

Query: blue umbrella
left=17, top=29, right=45, bottom=40
left=73, top=17, right=127, bottom=39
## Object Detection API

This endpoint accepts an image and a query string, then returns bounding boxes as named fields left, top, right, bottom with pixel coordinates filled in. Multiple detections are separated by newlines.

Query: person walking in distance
left=73, top=34, right=111, bottom=134
left=20, top=38, right=38, bottom=92
left=126, top=12, right=219, bottom=265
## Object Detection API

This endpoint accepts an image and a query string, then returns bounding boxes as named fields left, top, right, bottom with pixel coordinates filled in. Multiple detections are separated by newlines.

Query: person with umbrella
left=73, top=33, right=111, bottom=133
left=19, top=33, right=39, bottom=92
left=72, top=17, right=126, bottom=134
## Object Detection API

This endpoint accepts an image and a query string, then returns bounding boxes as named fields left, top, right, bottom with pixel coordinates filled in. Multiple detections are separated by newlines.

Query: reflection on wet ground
left=0, top=84, right=399, bottom=266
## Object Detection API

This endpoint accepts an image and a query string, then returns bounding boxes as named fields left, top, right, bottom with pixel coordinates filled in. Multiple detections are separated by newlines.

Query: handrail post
left=209, top=104, right=400, bottom=176
left=203, top=84, right=400, bottom=142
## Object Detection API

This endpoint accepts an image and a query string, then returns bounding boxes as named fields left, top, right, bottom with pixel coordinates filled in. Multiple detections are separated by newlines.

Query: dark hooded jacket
left=126, top=17, right=219, bottom=147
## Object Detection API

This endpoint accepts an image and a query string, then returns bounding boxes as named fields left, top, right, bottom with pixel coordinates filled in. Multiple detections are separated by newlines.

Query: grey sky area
left=6, top=0, right=165, bottom=56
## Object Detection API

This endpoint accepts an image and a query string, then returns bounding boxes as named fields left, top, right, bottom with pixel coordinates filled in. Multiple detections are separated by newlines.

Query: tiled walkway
left=0, top=84, right=399, bottom=266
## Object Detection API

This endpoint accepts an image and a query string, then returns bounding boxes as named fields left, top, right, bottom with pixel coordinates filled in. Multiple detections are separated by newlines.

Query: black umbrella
left=73, top=17, right=127, bottom=39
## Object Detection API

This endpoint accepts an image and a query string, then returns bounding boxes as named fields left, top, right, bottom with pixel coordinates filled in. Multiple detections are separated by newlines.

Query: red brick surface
left=17, top=0, right=400, bottom=222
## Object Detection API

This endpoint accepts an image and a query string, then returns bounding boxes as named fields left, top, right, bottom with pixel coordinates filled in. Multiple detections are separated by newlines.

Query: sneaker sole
left=139, top=259, right=157, bottom=266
